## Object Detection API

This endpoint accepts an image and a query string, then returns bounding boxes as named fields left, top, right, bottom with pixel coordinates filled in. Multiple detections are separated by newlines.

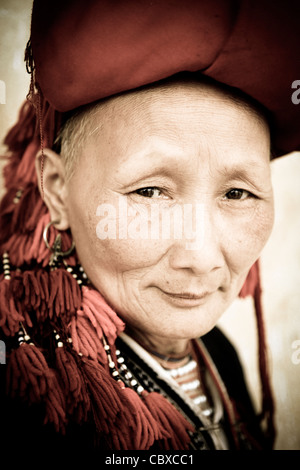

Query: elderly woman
left=0, top=0, right=299, bottom=453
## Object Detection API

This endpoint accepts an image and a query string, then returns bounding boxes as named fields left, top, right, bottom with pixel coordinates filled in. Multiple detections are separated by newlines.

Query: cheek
left=67, top=193, right=167, bottom=285
left=245, top=203, right=274, bottom=250
left=223, top=201, right=274, bottom=275
left=89, top=239, right=164, bottom=274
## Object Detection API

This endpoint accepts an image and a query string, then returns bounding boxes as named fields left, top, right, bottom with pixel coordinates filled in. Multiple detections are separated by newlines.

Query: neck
left=125, top=325, right=191, bottom=360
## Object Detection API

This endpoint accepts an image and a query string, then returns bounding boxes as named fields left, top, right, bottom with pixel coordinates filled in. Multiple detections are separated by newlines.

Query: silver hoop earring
left=43, top=220, right=75, bottom=267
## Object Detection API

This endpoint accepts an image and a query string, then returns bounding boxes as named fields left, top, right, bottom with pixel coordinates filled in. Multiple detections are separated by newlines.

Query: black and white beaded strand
left=2, top=252, right=11, bottom=280
left=102, top=335, right=145, bottom=395
left=12, top=188, right=23, bottom=204
left=53, top=329, right=64, bottom=348
left=17, top=322, right=34, bottom=346
left=63, top=260, right=89, bottom=286
left=102, top=335, right=125, bottom=388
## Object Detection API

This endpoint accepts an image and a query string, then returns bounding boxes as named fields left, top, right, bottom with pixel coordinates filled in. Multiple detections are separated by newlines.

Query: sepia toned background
left=0, top=0, right=299, bottom=450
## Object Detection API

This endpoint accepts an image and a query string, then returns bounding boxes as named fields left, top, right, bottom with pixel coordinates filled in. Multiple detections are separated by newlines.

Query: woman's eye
left=225, top=189, right=252, bottom=200
left=134, top=187, right=163, bottom=198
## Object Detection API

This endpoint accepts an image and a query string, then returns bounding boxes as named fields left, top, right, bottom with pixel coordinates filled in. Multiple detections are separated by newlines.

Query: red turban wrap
left=30, top=0, right=300, bottom=157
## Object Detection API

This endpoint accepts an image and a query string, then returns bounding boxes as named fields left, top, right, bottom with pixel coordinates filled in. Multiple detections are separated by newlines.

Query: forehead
left=84, top=78, right=268, bottom=146
left=84, top=78, right=270, bottom=158
left=65, top=78, right=272, bottom=197
left=98, top=78, right=265, bottom=123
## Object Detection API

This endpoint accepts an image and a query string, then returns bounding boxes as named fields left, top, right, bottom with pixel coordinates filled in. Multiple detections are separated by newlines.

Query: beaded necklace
left=123, top=333, right=214, bottom=419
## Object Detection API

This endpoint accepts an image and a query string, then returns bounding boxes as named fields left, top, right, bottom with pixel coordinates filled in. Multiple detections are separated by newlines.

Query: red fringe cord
left=7, top=343, right=66, bottom=433
left=142, top=390, right=194, bottom=450
left=69, top=286, right=124, bottom=361
left=0, top=275, right=24, bottom=336
left=55, top=346, right=90, bottom=422
left=253, top=269, right=276, bottom=447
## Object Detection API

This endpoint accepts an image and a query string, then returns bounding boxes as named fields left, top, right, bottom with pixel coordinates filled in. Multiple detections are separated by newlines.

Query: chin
left=172, top=304, right=228, bottom=338
left=156, top=317, right=219, bottom=341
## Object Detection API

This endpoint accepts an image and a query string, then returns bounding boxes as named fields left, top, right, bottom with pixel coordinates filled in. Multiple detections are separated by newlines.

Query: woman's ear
left=35, top=148, right=70, bottom=230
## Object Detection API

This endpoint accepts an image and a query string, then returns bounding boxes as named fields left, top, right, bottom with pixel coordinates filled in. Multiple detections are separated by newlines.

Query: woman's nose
left=168, top=206, right=225, bottom=275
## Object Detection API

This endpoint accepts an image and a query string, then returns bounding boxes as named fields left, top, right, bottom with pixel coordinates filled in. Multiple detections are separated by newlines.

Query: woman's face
left=64, top=81, right=274, bottom=345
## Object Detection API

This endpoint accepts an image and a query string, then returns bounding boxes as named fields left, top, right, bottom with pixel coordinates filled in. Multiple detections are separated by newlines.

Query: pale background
left=0, top=0, right=299, bottom=450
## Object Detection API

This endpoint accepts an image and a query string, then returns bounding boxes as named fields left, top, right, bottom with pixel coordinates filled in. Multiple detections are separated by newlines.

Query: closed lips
left=159, top=290, right=211, bottom=299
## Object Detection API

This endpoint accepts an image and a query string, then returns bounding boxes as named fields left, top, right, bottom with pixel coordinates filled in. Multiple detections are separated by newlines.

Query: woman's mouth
left=157, top=288, right=213, bottom=307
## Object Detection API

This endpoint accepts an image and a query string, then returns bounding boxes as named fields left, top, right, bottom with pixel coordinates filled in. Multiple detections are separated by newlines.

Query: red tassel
left=14, top=141, right=39, bottom=185
left=80, top=357, right=166, bottom=450
left=55, top=346, right=90, bottom=422
left=69, top=287, right=124, bottom=361
left=80, top=358, right=124, bottom=436
left=3, top=100, right=37, bottom=153
left=239, top=260, right=276, bottom=447
left=0, top=187, right=17, bottom=215
left=10, top=270, right=45, bottom=324
left=81, top=286, right=125, bottom=341
left=253, top=275, right=276, bottom=447
left=29, top=213, right=53, bottom=266
left=239, top=260, right=260, bottom=298
left=2, top=152, right=23, bottom=191
left=69, top=312, right=103, bottom=360
left=42, top=370, right=67, bottom=433
left=142, top=391, right=194, bottom=450
left=2, top=215, right=49, bottom=267
left=0, top=188, right=19, bottom=244
left=9, top=268, right=81, bottom=323
left=23, top=270, right=44, bottom=311
left=116, top=387, right=163, bottom=449
left=0, top=276, right=24, bottom=336
left=48, top=269, right=81, bottom=319
left=7, top=344, right=47, bottom=401
left=3, top=213, right=55, bottom=267
left=7, top=343, right=66, bottom=433
left=9, top=184, right=47, bottom=234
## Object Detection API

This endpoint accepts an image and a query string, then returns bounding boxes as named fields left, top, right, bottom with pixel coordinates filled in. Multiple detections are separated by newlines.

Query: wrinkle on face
left=63, top=77, right=274, bottom=352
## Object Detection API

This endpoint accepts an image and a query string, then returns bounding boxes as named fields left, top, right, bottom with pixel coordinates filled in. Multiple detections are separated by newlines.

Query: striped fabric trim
left=163, top=356, right=213, bottom=418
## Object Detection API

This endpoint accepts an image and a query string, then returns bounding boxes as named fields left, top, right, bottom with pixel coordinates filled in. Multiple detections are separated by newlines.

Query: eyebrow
left=216, top=160, right=269, bottom=179
left=121, top=165, right=175, bottom=188
left=118, top=146, right=184, bottom=180
left=214, top=161, right=272, bottom=194
left=118, top=143, right=271, bottom=189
